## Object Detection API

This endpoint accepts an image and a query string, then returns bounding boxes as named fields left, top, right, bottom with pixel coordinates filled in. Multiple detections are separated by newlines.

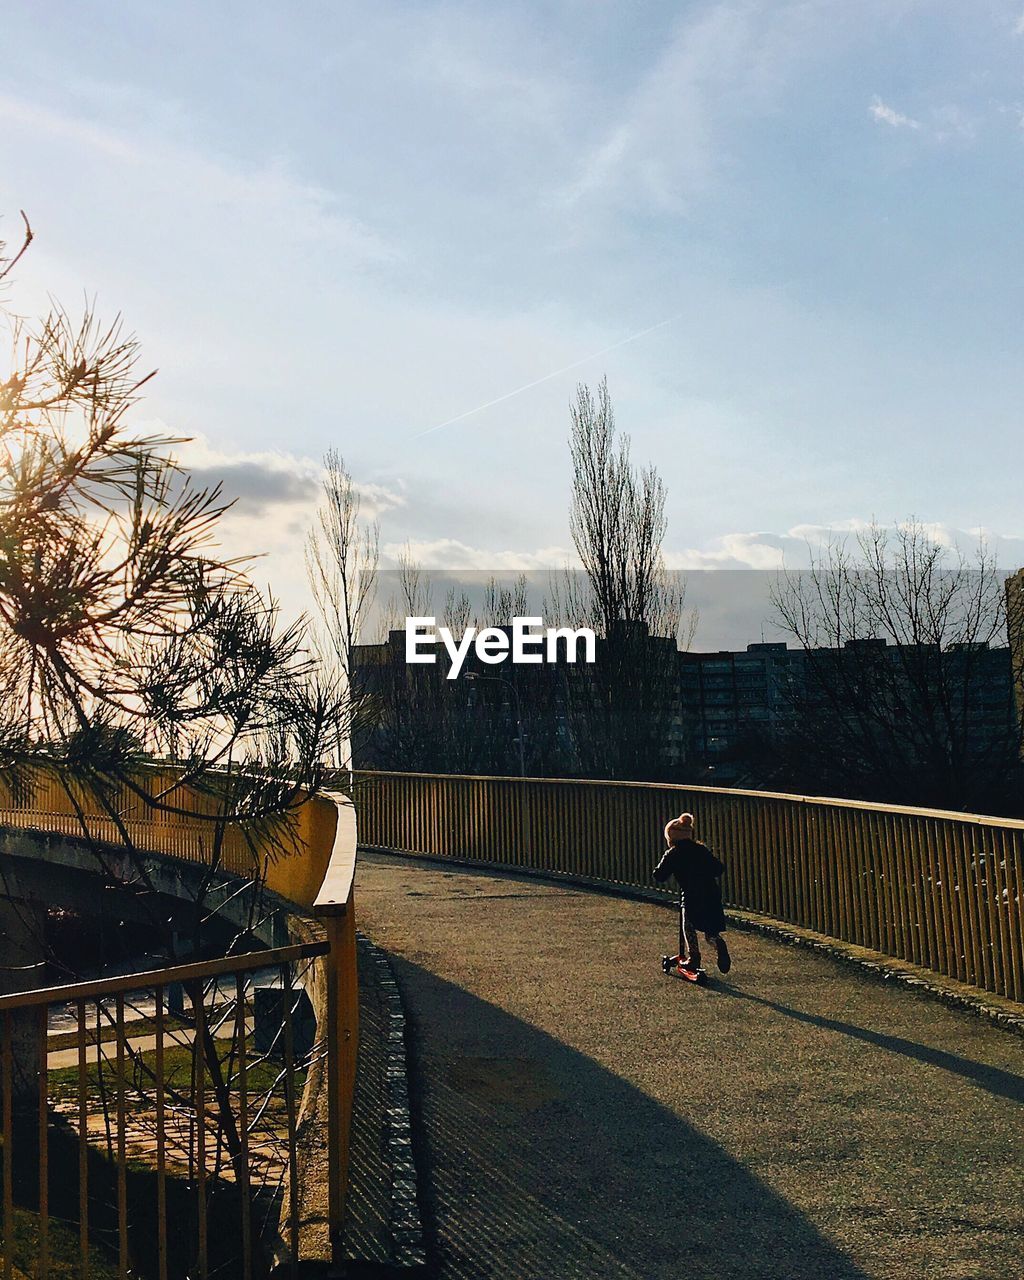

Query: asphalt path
left=356, top=851, right=1024, bottom=1280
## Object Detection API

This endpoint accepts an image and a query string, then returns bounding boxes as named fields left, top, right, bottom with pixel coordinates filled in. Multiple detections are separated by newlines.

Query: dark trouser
left=679, top=902, right=723, bottom=969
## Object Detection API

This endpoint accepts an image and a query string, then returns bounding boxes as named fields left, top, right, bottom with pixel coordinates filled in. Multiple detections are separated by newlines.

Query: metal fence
left=353, top=770, right=1024, bottom=1002
left=1, top=944, right=325, bottom=1280
left=0, top=770, right=359, bottom=1277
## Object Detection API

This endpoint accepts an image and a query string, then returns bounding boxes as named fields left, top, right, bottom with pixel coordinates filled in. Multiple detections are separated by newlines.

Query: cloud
left=560, top=1, right=892, bottom=219
left=381, top=538, right=571, bottom=571
left=179, top=450, right=321, bottom=515
left=0, top=92, right=141, bottom=160
left=561, top=5, right=753, bottom=215
left=374, top=521, right=1024, bottom=580
left=415, top=33, right=565, bottom=133
left=666, top=521, right=1024, bottom=572
left=146, top=436, right=405, bottom=627
left=559, top=1, right=841, bottom=217
left=168, top=434, right=405, bottom=520
left=868, top=96, right=978, bottom=144
left=930, top=103, right=975, bottom=143
left=869, top=96, right=921, bottom=130
left=666, top=533, right=788, bottom=571
left=0, top=91, right=399, bottom=268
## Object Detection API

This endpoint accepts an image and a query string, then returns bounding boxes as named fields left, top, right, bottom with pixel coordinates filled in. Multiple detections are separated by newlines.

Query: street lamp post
left=465, top=672, right=526, bottom=777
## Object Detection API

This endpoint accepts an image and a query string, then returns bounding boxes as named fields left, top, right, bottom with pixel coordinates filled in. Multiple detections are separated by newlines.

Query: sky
left=2, top=0, right=1024, bottom=647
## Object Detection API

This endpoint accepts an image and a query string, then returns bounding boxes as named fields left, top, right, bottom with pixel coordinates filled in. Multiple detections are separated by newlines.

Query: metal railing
left=1, top=943, right=325, bottom=1280
left=0, top=770, right=359, bottom=1277
left=353, top=770, right=1024, bottom=1003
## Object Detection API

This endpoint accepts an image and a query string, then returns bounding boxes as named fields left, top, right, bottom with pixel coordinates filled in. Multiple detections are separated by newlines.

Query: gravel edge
left=357, top=932, right=429, bottom=1274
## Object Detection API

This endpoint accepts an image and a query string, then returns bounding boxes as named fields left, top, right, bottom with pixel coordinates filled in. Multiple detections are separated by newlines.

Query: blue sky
left=2, top=1, right=1024, bottom=640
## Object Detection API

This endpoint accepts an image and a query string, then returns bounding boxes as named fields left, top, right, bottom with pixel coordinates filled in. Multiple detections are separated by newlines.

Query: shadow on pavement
left=714, top=985, right=1024, bottom=1106
left=393, top=957, right=871, bottom=1280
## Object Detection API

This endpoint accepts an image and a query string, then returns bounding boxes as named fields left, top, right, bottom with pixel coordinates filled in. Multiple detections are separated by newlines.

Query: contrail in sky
left=413, top=313, right=682, bottom=440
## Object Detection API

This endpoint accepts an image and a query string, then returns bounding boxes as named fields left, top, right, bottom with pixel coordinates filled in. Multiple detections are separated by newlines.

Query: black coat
left=654, top=840, right=727, bottom=934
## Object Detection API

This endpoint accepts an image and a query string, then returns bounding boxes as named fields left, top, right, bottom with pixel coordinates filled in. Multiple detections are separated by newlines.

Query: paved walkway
left=356, top=851, right=1024, bottom=1280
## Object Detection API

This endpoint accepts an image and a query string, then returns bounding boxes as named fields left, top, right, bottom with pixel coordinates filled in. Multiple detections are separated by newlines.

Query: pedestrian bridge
left=353, top=771, right=1024, bottom=1280
left=1, top=767, right=1022, bottom=1278
left=355, top=853, right=1023, bottom=1280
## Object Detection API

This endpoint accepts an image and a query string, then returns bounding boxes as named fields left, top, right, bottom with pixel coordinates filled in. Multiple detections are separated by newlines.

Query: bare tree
left=350, top=381, right=696, bottom=782
left=555, top=378, right=693, bottom=780
left=372, top=542, right=433, bottom=643
left=304, top=448, right=379, bottom=768
left=565, top=380, right=682, bottom=634
left=356, top=557, right=522, bottom=774
left=770, top=522, right=1019, bottom=810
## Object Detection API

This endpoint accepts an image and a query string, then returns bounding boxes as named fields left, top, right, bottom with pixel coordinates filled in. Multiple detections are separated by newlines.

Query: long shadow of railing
left=391, top=957, right=872, bottom=1280
left=714, top=986, right=1024, bottom=1106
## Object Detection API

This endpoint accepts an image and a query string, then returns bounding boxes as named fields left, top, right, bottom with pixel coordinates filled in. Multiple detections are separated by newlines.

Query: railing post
left=319, top=894, right=359, bottom=1262
left=311, top=792, right=360, bottom=1262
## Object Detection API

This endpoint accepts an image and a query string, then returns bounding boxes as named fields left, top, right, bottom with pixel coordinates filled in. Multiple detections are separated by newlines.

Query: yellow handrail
left=352, top=769, right=1024, bottom=1003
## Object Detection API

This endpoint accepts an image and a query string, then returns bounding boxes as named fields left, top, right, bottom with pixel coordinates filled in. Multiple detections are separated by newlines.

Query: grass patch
left=50, top=1043, right=306, bottom=1099
left=47, top=1015, right=188, bottom=1054
left=2, top=1206, right=120, bottom=1280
